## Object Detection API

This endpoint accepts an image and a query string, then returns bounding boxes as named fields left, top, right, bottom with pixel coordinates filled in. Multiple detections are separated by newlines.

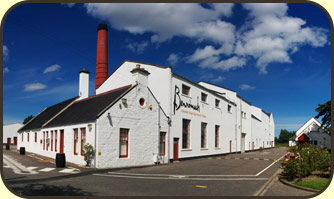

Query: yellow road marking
left=196, top=185, right=207, bottom=188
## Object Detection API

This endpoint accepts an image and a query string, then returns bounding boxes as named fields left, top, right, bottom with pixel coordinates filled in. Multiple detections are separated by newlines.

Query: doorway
left=241, top=133, right=246, bottom=153
left=60, top=130, right=64, bottom=154
left=173, top=138, right=179, bottom=162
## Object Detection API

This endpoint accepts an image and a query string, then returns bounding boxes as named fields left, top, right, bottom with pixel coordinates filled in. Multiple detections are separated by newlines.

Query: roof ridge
left=74, top=84, right=133, bottom=103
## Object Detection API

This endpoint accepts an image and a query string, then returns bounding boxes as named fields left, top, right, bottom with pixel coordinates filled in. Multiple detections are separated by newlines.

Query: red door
left=60, top=130, right=64, bottom=154
left=14, top=137, right=17, bottom=145
left=7, top=138, right=11, bottom=145
left=173, top=138, right=179, bottom=162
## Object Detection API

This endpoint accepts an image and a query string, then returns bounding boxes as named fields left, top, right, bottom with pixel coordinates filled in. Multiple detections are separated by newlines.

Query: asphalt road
left=3, top=146, right=313, bottom=196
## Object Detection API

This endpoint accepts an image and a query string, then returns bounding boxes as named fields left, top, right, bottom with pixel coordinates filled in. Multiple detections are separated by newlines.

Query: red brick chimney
left=95, top=24, right=108, bottom=89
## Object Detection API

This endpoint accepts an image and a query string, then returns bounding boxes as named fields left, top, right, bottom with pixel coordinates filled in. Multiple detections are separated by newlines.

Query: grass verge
left=294, top=179, right=329, bottom=190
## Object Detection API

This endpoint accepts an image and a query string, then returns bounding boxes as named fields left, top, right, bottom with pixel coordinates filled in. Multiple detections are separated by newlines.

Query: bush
left=82, top=143, right=95, bottom=167
left=281, top=143, right=330, bottom=180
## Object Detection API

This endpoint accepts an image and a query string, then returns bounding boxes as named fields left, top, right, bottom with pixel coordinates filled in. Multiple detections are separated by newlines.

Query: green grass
left=294, top=179, right=329, bottom=190
left=275, top=142, right=289, bottom=148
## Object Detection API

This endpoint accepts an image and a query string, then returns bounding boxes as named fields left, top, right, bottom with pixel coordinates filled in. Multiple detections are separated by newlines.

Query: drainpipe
left=94, top=120, right=97, bottom=168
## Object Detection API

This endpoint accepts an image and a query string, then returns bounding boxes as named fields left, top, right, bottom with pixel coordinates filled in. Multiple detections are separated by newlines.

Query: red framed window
left=159, top=132, right=166, bottom=156
left=119, top=128, right=129, bottom=158
left=51, top=131, right=53, bottom=151
left=55, top=130, right=58, bottom=152
left=81, top=128, right=86, bottom=156
left=46, top=131, right=49, bottom=150
left=74, top=129, right=78, bottom=155
left=35, top=132, right=37, bottom=143
left=43, top=132, right=45, bottom=150
left=182, top=119, right=191, bottom=149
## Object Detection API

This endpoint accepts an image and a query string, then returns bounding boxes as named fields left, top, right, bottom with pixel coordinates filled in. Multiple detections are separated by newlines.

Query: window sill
left=200, top=148, right=208, bottom=150
left=215, top=147, right=221, bottom=150
left=181, top=148, right=192, bottom=151
left=181, top=94, right=192, bottom=99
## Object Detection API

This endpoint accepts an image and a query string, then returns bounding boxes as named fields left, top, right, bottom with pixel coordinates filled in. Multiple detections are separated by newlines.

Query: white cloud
left=43, top=64, right=61, bottom=74
left=239, top=84, right=255, bottom=91
left=167, top=53, right=180, bottom=65
left=84, top=3, right=235, bottom=43
left=125, top=41, right=148, bottom=54
left=61, top=3, right=76, bottom=8
left=24, top=83, right=47, bottom=92
left=200, top=73, right=225, bottom=83
left=3, top=45, right=9, bottom=61
left=81, top=3, right=328, bottom=74
left=3, top=67, right=9, bottom=73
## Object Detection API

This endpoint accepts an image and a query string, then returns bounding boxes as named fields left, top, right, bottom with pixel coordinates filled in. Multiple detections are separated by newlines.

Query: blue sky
left=2, top=3, right=331, bottom=137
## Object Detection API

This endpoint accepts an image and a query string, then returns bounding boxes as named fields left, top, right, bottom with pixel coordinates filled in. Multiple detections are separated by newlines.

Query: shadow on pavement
left=10, top=183, right=95, bottom=196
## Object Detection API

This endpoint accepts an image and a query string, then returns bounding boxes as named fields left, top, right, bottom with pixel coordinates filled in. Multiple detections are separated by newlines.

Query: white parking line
left=39, top=168, right=56, bottom=172
left=255, top=154, right=285, bottom=176
left=94, top=174, right=268, bottom=181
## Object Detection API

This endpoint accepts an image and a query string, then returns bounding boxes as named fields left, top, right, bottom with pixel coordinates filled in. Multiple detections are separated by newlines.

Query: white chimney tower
left=78, top=69, right=90, bottom=100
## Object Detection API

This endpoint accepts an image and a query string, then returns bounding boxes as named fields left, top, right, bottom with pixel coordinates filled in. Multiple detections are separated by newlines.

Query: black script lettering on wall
left=173, top=85, right=200, bottom=114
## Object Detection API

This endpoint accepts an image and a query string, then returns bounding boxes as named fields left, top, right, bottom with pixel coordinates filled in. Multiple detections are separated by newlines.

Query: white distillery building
left=3, top=123, right=23, bottom=145
left=17, top=24, right=274, bottom=168
left=289, top=118, right=331, bottom=149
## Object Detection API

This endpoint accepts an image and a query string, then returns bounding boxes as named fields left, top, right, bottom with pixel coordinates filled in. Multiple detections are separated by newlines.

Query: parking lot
left=3, top=146, right=317, bottom=196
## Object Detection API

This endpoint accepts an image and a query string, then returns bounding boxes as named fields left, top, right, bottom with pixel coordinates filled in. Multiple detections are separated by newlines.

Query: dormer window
left=182, top=84, right=191, bottom=96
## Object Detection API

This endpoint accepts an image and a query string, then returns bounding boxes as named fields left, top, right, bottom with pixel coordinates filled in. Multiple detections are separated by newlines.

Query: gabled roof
left=295, top=117, right=321, bottom=138
left=44, top=85, right=134, bottom=128
left=18, top=97, right=78, bottom=132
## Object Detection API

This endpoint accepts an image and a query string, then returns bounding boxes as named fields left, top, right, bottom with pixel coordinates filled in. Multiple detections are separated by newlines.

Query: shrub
left=281, top=144, right=330, bottom=180
left=82, top=143, right=95, bottom=167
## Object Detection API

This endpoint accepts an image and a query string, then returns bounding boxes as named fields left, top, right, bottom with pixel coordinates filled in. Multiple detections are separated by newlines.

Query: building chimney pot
left=95, top=24, right=108, bottom=89
left=79, top=69, right=90, bottom=100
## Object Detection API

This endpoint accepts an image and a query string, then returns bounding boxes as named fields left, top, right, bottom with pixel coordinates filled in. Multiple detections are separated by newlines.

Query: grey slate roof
left=44, top=85, right=133, bottom=128
left=18, top=97, right=78, bottom=132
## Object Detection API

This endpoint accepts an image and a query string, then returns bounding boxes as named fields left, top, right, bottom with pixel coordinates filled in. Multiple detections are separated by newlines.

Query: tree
left=23, top=115, right=34, bottom=124
left=277, top=129, right=295, bottom=143
left=315, top=100, right=331, bottom=134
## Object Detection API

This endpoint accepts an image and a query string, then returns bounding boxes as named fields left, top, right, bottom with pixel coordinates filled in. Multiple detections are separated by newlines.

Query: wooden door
left=173, top=138, right=179, bottom=162
left=60, top=130, right=64, bottom=154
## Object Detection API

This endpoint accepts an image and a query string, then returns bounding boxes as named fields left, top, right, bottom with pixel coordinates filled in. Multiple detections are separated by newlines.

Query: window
left=74, top=129, right=78, bottom=155
left=22, top=133, right=24, bottom=142
left=81, top=128, right=86, bottom=156
left=201, top=123, right=207, bottom=148
left=119, top=128, right=129, bottom=158
left=55, top=130, right=58, bottom=152
left=43, top=132, right=45, bottom=150
left=228, top=104, right=232, bottom=113
left=51, top=131, right=53, bottom=151
left=242, top=111, right=247, bottom=118
left=182, top=84, right=190, bottom=96
left=182, top=119, right=191, bottom=149
left=201, top=92, right=208, bottom=103
left=159, top=132, right=166, bottom=156
left=215, top=99, right=220, bottom=108
left=46, top=131, right=49, bottom=150
left=314, top=140, right=318, bottom=145
left=35, top=132, right=37, bottom=143
left=215, top=125, right=220, bottom=148
left=27, top=133, right=29, bottom=142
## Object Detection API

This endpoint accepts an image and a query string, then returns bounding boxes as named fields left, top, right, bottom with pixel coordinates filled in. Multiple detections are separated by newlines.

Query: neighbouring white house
left=3, top=123, right=23, bottom=145
left=17, top=24, right=275, bottom=168
left=289, top=117, right=331, bottom=148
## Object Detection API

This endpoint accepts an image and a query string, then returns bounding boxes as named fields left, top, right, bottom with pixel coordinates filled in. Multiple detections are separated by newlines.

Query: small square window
left=215, top=99, right=220, bottom=108
left=182, top=84, right=191, bottom=96
left=228, top=104, right=232, bottom=113
left=201, top=93, right=208, bottom=103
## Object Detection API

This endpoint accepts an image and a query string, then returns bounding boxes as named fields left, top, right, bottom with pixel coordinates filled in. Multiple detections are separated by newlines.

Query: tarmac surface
left=2, top=145, right=320, bottom=196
